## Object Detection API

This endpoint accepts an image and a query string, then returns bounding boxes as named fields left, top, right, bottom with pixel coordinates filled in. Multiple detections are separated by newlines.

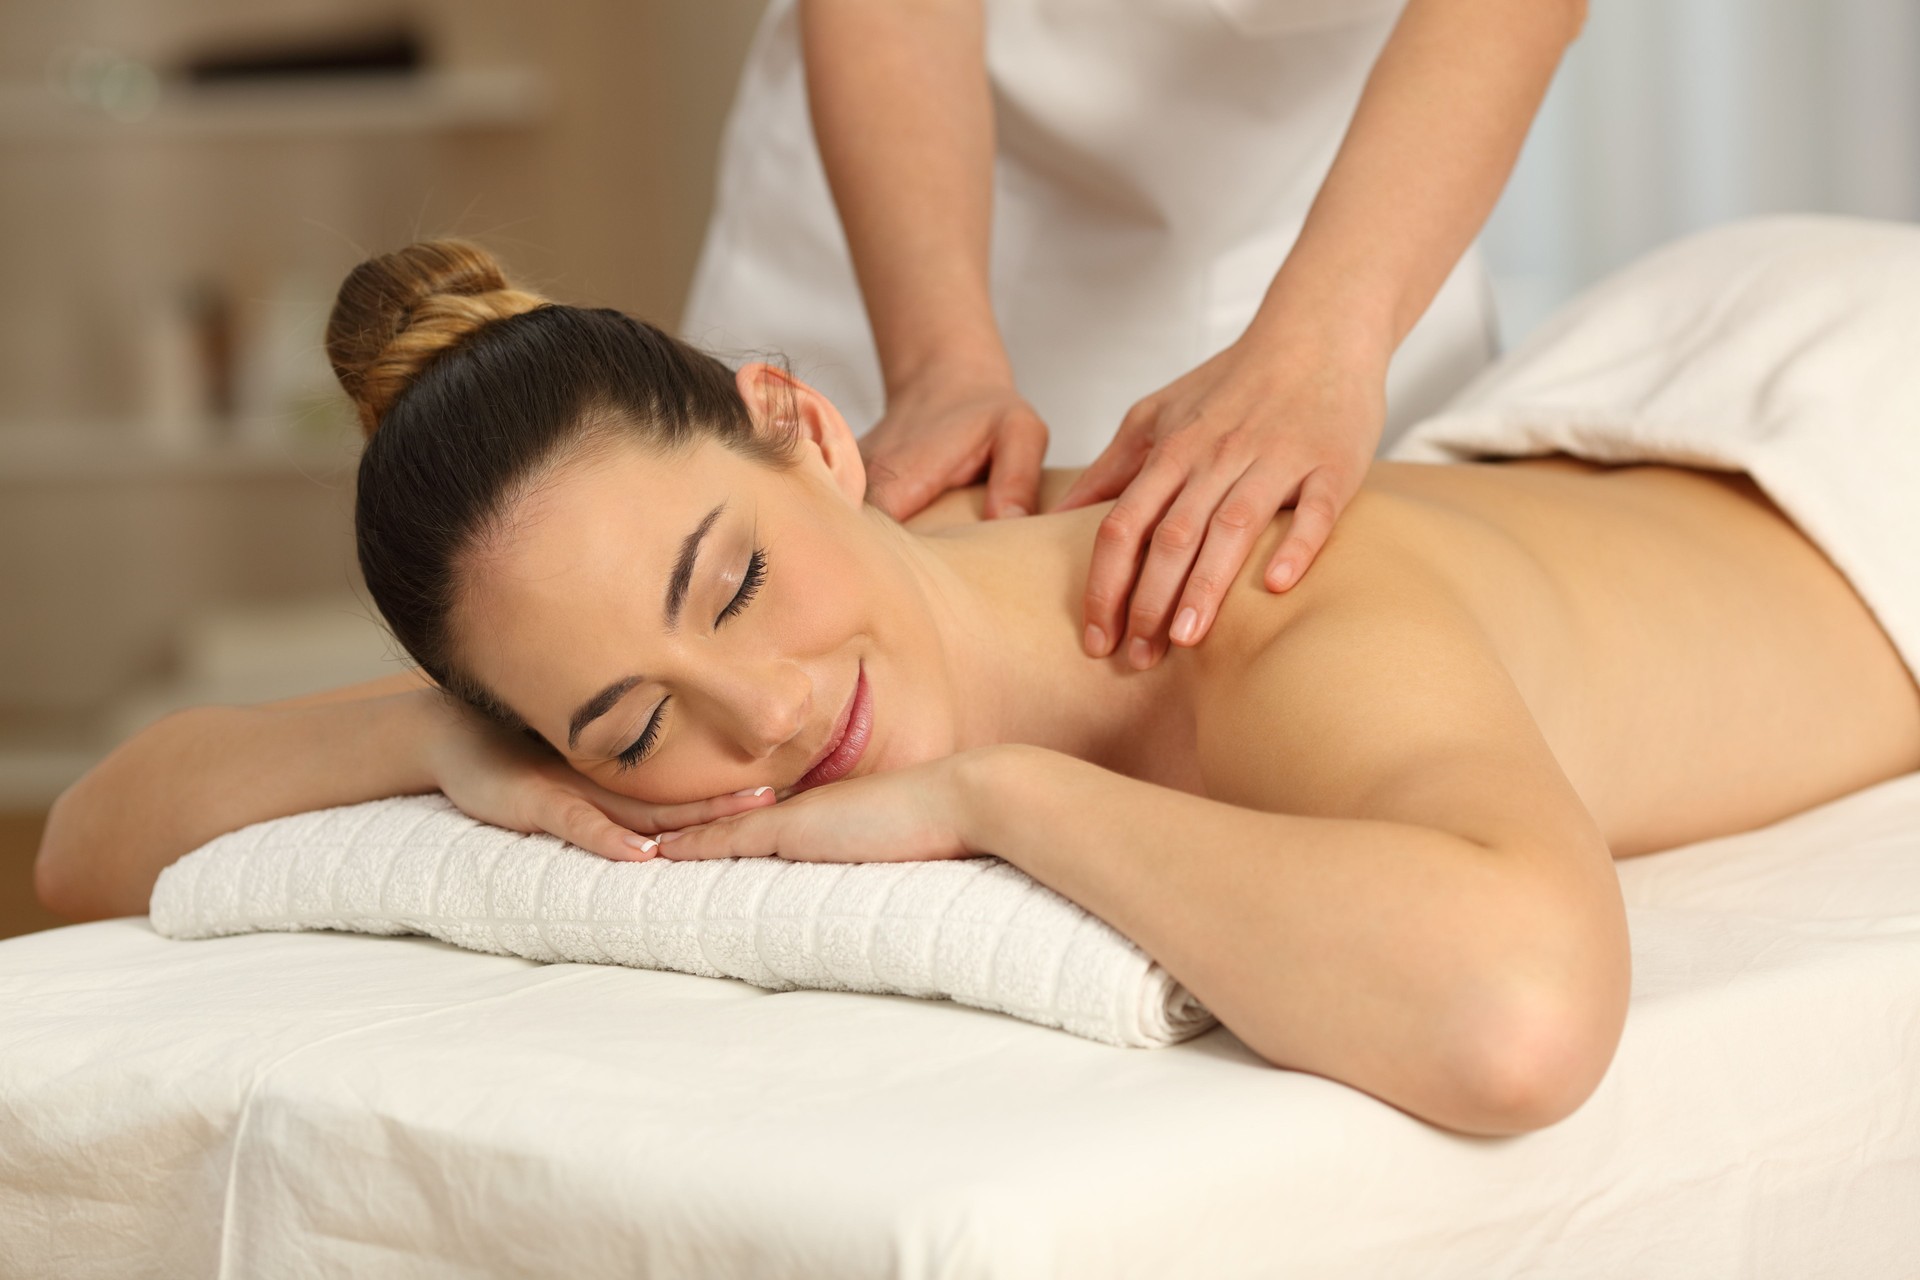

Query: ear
left=735, top=362, right=866, bottom=506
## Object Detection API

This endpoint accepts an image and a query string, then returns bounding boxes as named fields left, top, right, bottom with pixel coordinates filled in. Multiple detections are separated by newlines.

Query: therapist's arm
left=1059, top=0, right=1586, bottom=666
left=800, top=0, right=1049, bottom=522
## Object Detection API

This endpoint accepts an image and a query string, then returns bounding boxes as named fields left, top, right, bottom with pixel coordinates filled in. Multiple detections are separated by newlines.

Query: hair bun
left=326, top=239, right=550, bottom=438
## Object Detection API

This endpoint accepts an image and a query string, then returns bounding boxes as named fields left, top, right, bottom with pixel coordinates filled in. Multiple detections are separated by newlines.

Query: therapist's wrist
left=1242, top=272, right=1399, bottom=382
left=879, top=324, right=1017, bottom=402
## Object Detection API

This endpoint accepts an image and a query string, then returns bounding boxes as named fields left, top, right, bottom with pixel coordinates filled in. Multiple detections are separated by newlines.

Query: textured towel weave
left=149, top=794, right=1215, bottom=1048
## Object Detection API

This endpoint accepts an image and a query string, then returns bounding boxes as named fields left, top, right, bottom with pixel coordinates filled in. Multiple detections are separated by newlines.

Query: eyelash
left=616, top=699, right=667, bottom=771
left=717, top=547, right=767, bottom=625
left=615, top=546, right=768, bottom=771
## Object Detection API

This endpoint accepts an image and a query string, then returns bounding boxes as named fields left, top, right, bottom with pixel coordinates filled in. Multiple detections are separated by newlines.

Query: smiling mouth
left=786, top=662, right=872, bottom=795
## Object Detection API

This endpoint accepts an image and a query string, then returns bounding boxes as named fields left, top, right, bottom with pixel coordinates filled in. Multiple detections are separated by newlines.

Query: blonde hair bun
left=325, top=239, right=551, bottom=438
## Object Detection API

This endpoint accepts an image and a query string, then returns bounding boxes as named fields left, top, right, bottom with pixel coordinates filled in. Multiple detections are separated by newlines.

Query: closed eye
left=716, top=546, right=767, bottom=626
left=615, top=548, right=767, bottom=771
left=616, top=698, right=666, bottom=771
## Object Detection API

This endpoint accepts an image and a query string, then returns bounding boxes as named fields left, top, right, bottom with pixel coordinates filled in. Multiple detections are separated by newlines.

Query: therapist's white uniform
left=684, top=0, right=1499, bottom=467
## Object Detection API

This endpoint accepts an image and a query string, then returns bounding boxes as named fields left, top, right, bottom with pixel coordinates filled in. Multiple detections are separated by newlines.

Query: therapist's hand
left=1053, top=332, right=1386, bottom=667
left=860, top=369, right=1050, bottom=522
left=423, top=699, right=776, bottom=863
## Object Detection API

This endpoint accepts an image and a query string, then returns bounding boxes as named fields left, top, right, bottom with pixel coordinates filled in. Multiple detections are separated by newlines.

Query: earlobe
left=734, top=362, right=866, bottom=506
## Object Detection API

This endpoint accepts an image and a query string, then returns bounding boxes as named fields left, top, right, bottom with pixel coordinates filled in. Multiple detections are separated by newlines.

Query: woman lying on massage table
left=36, top=241, right=1920, bottom=1138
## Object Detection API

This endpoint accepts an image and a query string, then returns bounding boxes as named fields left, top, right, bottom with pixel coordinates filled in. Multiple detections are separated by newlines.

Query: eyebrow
left=565, top=500, right=726, bottom=752
left=665, top=502, right=726, bottom=632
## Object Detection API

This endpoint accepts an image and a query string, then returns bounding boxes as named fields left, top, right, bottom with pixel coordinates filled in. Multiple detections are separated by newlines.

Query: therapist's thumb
left=863, top=454, right=945, bottom=522
left=984, top=416, right=1047, bottom=518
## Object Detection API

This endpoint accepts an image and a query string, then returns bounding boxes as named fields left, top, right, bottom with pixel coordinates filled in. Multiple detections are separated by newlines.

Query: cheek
left=595, top=757, right=723, bottom=807
left=773, top=531, right=872, bottom=648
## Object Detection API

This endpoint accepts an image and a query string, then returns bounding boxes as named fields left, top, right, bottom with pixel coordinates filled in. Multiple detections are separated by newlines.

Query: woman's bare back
left=911, top=452, right=1919, bottom=856
left=1218, top=456, right=1920, bottom=856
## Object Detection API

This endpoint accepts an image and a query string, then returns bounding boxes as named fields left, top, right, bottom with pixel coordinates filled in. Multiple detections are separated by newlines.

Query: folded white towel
left=149, top=794, right=1216, bottom=1048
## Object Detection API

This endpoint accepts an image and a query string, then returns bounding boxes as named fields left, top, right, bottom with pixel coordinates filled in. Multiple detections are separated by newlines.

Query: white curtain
left=1482, top=0, right=1920, bottom=344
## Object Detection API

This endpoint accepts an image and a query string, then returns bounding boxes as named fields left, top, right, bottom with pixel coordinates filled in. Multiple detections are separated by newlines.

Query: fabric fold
left=149, top=793, right=1216, bottom=1048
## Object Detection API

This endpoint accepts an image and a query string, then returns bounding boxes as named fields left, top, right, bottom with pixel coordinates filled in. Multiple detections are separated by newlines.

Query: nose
left=716, top=660, right=811, bottom=761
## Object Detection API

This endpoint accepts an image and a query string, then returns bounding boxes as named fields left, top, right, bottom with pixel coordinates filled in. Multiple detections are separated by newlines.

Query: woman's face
left=453, top=385, right=958, bottom=804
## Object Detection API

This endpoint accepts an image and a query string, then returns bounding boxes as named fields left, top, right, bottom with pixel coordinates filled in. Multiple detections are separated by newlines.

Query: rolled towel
left=149, top=794, right=1216, bottom=1048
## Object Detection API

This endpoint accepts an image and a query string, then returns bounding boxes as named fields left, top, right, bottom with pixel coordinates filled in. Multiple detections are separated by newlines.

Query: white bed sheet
left=4, top=771, right=1919, bottom=1279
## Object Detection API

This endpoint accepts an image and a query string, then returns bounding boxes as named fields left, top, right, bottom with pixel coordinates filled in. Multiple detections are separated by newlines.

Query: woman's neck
left=879, top=505, right=1186, bottom=772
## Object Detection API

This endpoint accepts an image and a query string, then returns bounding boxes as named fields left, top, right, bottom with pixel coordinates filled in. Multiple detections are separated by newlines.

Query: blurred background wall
left=1, top=0, right=1917, bottom=934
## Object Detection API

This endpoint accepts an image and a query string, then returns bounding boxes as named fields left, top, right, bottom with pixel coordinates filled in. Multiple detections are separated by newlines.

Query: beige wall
left=0, top=0, right=768, bottom=722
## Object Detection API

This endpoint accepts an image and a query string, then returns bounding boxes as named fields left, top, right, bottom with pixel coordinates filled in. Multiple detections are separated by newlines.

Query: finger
left=593, top=784, right=776, bottom=836
left=654, top=811, right=776, bottom=861
left=862, top=451, right=952, bottom=522
left=540, top=792, right=659, bottom=862
left=1053, top=402, right=1157, bottom=511
left=1169, top=465, right=1292, bottom=647
left=982, top=413, right=1048, bottom=519
left=1266, top=467, right=1353, bottom=592
left=1120, top=466, right=1242, bottom=667
left=1081, top=450, right=1185, bottom=658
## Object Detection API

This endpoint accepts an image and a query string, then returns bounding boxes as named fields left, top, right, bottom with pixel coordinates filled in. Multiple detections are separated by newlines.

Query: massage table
left=3, top=768, right=1917, bottom=1277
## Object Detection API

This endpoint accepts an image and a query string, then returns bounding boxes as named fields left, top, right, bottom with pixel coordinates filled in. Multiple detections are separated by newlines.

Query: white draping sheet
left=1389, top=215, right=1920, bottom=679
left=3, top=770, right=1918, bottom=1278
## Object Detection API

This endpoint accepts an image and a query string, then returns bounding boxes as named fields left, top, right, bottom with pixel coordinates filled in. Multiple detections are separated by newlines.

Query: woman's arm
left=656, top=549, right=1627, bottom=1134
left=973, top=572, right=1627, bottom=1134
left=36, top=673, right=774, bottom=922
left=1061, top=0, right=1587, bottom=660
left=35, top=673, right=447, bottom=921
left=800, top=0, right=1049, bottom=521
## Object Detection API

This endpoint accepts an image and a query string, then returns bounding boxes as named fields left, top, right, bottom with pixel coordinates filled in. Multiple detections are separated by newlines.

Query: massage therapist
left=683, top=0, right=1583, bottom=666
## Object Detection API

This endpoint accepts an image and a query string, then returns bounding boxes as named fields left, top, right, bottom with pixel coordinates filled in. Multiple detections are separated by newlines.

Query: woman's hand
left=652, top=749, right=1000, bottom=863
left=1053, top=331, right=1386, bottom=668
left=860, top=369, right=1050, bottom=522
left=421, top=698, right=776, bottom=862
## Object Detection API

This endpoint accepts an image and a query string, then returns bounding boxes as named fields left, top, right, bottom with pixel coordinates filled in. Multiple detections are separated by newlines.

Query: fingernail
left=656, top=830, right=685, bottom=844
left=999, top=504, right=1029, bottom=519
left=1084, top=624, right=1107, bottom=656
left=1172, top=606, right=1198, bottom=645
left=733, top=786, right=771, bottom=797
left=624, top=834, right=658, bottom=855
left=1128, top=636, right=1152, bottom=669
left=1269, top=561, right=1294, bottom=590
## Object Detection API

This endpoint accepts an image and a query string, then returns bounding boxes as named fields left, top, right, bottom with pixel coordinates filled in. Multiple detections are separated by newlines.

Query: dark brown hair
left=326, top=239, right=793, bottom=725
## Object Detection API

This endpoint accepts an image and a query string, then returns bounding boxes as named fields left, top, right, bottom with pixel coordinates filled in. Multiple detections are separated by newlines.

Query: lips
left=790, top=663, right=872, bottom=794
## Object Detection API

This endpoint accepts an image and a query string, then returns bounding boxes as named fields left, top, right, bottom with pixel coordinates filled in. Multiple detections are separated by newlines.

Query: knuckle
left=1121, top=400, right=1158, bottom=432
left=1205, top=427, right=1247, bottom=464
left=1151, top=515, right=1200, bottom=553
left=1297, top=495, right=1338, bottom=525
left=1184, top=567, right=1226, bottom=598
left=1094, top=510, right=1139, bottom=547
left=547, top=799, right=597, bottom=837
left=1210, top=499, right=1264, bottom=533
left=1147, top=433, right=1191, bottom=468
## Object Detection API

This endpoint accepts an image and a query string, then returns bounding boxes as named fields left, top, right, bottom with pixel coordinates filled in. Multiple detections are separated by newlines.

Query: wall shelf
left=0, top=424, right=357, bottom=483
left=0, top=67, right=548, bottom=144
